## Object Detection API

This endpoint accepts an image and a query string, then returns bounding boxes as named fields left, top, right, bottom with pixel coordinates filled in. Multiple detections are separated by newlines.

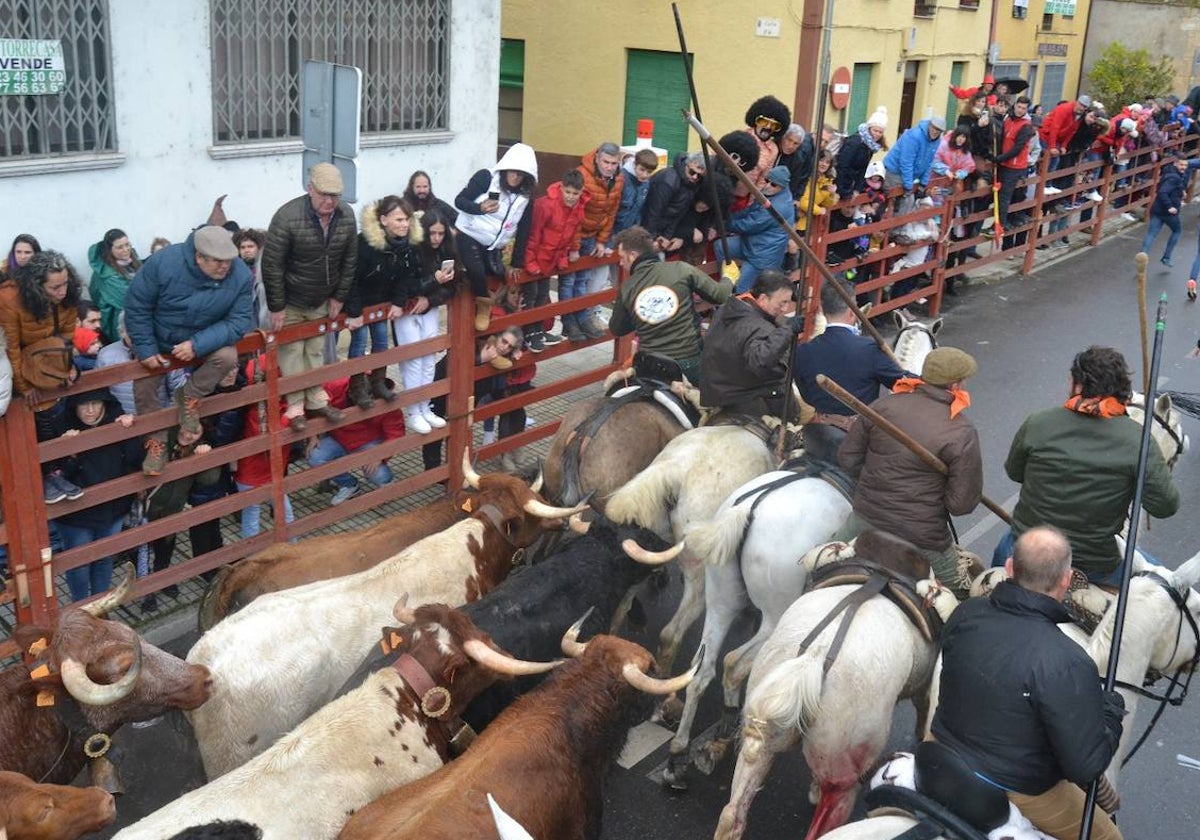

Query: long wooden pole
left=683, top=111, right=904, bottom=369
left=1135, top=251, right=1150, bottom=396
left=816, top=374, right=1013, bottom=525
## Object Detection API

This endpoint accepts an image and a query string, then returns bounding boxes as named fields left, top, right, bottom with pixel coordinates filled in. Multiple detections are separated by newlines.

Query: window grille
left=210, top=0, right=451, bottom=145
left=0, top=0, right=116, bottom=159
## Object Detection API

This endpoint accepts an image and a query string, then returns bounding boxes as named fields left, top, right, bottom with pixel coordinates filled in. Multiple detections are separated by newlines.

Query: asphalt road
left=92, top=214, right=1200, bottom=839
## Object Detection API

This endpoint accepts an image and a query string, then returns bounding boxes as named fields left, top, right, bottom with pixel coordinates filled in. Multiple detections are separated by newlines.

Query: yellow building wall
left=828, top=1, right=992, bottom=144
left=501, top=1, right=802, bottom=156
left=994, top=0, right=1091, bottom=106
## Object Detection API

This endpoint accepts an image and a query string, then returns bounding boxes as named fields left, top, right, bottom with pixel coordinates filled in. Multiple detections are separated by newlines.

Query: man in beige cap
left=124, top=225, right=253, bottom=474
left=836, top=345, right=984, bottom=592
left=262, top=162, right=358, bottom=431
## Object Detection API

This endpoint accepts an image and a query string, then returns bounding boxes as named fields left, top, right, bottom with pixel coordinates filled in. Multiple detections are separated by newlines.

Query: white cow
left=189, top=465, right=584, bottom=778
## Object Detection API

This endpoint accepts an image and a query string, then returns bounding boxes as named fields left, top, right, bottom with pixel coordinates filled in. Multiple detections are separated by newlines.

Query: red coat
left=234, top=359, right=295, bottom=488
left=575, top=147, right=624, bottom=247
left=525, top=182, right=590, bottom=277
left=324, top=377, right=406, bottom=450
left=1038, top=101, right=1081, bottom=152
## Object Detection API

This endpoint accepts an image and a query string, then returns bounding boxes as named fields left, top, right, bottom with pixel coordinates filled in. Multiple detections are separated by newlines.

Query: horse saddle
left=778, top=453, right=855, bottom=502
left=606, top=352, right=701, bottom=429
left=809, top=531, right=943, bottom=644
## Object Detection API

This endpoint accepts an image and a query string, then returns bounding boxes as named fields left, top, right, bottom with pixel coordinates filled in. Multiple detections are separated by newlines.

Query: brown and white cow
left=197, top=494, right=474, bottom=630
left=337, top=623, right=696, bottom=840
left=188, top=457, right=588, bottom=778
left=113, top=601, right=558, bottom=840
left=1, top=568, right=212, bottom=788
left=0, top=771, right=114, bottom=840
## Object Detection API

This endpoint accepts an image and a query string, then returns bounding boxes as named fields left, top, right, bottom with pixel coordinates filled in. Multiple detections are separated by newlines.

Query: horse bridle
left=1114, top=570, right=1200, bottom=766
left=1130, top=398, right=1186, bottom=469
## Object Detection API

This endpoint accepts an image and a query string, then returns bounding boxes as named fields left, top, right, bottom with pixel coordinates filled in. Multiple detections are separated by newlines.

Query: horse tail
left=746, top=654, right=824, bottom=736
left=688, top=504, right=754, bottom=567
left=605, top=457, right=686, bottom=532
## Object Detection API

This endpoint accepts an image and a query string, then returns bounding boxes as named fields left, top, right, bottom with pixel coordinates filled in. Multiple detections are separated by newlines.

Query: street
left=93, top=215, right=1200, bottom=839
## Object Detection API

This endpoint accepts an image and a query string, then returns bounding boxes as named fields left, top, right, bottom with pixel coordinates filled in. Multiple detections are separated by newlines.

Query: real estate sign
left=0, top=39, right=66, bottom=95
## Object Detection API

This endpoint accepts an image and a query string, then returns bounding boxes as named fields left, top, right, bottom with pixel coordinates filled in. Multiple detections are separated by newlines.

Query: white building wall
left=0, top=0, right=500, bottom=275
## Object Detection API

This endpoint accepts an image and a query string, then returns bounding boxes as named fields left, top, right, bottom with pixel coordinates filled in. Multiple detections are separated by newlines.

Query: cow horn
left=392, top=594, right=417, bottom=625
left=622, top=652, right=700, bottom=696
left=622, top=538, right=684, bottom=566
left=81, top=562, right=136, bottom=617
left=60, top=642, right=143, bottom=706
left=462, top=449, right=483, bottom=490
left=529, top=468, right=544, bottom=494
left=463, top=639, right=562, bottom=676
left=561, top=607, right=595, bottom=658
left=568, top=513, right=591, bottom=535
left=523, top=498, right=591, bottom=520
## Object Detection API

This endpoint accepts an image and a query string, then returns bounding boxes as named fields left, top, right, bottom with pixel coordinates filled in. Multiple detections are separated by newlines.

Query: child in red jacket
left=308, top=376, right=406, bottom=505
left=234, top=357, right=297, bottom=538
left=522, top=169, right=589, bottom=350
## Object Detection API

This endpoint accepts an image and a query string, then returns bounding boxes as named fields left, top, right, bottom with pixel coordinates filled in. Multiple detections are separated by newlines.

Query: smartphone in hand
left=440, top=259, right=455, bottom=274
left=487, top=190, right=500, bottom=201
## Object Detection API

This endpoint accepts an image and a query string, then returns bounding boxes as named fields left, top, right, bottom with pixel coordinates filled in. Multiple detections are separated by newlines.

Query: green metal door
left=623, top=49, right=691, bottom=161
left=946, top=62, right=965, bottom=124
left=847, top=63, right=874, bottom=130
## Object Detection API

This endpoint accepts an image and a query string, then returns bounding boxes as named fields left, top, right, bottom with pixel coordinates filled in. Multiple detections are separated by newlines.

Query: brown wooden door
left=899, top=60, right=920, bottom=132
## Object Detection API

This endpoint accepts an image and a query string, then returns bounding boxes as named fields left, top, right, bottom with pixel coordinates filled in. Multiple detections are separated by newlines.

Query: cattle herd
left=3, top=375, right=1200, bottom=840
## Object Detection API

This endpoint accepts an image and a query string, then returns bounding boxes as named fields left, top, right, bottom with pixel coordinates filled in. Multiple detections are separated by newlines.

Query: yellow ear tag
left=36, top=690, right=56, bottom=707
left=390, top=631, right=403, bottom=650
left=29, top=663, right=51, bottom=680
left=27, top=637, right=48, bottom=657
left=461, top=498, right=473, bottom=513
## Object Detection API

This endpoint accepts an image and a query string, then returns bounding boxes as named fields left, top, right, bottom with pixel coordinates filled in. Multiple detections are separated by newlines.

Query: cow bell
left=84, top=733, right=125, bottom=795
left=448, top=721, right=477, bottom=757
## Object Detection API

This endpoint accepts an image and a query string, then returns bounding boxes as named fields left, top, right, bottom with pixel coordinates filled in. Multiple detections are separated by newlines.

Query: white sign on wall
left=1044, top=0, right=1077, bottom=15
left=0, top=39, right=66, bottom=95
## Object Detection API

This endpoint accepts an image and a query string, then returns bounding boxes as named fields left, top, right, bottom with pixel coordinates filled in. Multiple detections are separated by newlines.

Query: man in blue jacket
left=882, top=116, right=946, bottom=203
left=125, top=225, right=252, bottom=475
left=720, top=165, right=796, bottom=292
left=1140, top=152, right=1199, bottom=267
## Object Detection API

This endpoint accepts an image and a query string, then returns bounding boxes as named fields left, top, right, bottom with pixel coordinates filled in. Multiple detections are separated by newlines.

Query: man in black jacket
left=932, top=525, right=1125, bottom=840
left=700, top=270, right=803, bottom=419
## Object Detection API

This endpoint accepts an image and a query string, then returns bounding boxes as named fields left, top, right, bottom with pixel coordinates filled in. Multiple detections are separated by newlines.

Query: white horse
left=661, top=472, right=852, bottom=787
left=891, top=309, right=942, bottom=374
left=605, top=425, right=776, bottom=674
left=834, top=552, right=1200, bottom=840
left=713, top=579, right=959, bottom=840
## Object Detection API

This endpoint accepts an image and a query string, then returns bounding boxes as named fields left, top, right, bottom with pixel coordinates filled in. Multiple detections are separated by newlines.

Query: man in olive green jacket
left=1001, top=346, right=1180, bottom=582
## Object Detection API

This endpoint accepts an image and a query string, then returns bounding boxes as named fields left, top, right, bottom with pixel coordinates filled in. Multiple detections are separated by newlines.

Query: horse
left=661, top=470, right=853, bottom=788
left=891, top=309, right=942, bottom=374
left=1127, top=390, right=1189, bottom=474
left=713, top=575, right=959, bottom=840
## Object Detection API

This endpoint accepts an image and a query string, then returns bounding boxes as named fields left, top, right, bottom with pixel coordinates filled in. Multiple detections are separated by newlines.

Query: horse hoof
left=695, top=738, right=729, bottom=776
left=653, top=696, right=684, bottom=730
left=661, top=753, right=690, bottom=791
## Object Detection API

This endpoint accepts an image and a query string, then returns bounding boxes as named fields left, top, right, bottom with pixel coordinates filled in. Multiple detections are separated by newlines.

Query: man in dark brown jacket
left=262, top=162, right=358, bottom=431
left=836, top=346, right=983, bottom=592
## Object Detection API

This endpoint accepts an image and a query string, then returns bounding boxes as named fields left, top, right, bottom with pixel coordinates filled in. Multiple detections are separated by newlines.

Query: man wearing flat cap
left=262, top=162, right=358, bottom=432
left=124, top=225, right=253, bottom=475
left=836, top=345, right=984, bottom=593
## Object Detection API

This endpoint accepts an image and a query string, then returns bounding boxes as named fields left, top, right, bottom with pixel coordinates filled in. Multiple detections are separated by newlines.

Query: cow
left=2, top=566, right=212, bottom=787
left=336, top=624, right=697, bottom=840
left=112, top=602, right=559, bottom=840
left=0, top=771, right=114, bottom=840
left=336, top=514, right=684, bottom=731
left=188, top=455, right=589, bottom=779
left=197, top=495, right=472, bottom=630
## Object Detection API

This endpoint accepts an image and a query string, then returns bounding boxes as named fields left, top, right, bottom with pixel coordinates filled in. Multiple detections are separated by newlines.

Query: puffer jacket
left=796, top=174, right=837, bottom=233
left=932, top=581, right=1123, bottom=795
left=123, top=231, right=253, bottom=361
left=839, top=383, right=982, bottom=550
left=699, top=294, right=794, bottom=408
left=261, top=195, right=358, bottom=312
left=642, top=154, right=701, bottom=241
left=727, top=184, right=795, bottom=269
left=1150, top=164, right=1190, bottom=218
left=87, top=242, right=140, bottom=345
left=575, top=147, right=624, bottom=246
left=454, top=142, right=538, bottom=260
left=0, top=269, right=78, bottom=395
left=836, top=128, right=883, bottom=196
left=615, top=159, right=652, bottom=233
left=524, top=182, right=590, bottom=277
left=883, top=120, right=942, bottom=190
left=346, top=202, right=428, bottom=317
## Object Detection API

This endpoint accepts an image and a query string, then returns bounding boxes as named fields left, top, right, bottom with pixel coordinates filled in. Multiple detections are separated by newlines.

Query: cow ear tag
left=27, top=637, right=48, bottom=657
left=461, top=498, right=473, bottom=513
left=36, top=690, right=56, bottom=707
left=29, top=663, right=52, bottom=680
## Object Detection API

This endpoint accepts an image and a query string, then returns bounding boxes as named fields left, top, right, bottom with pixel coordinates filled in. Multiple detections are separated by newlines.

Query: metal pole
left=671, top=4, right=731, bottom=261
left=685, top=110, right=903, bottom=367
left=1079, top=291, right=1169, bottom=840
left=1135, top=251, right=1150, bottom=396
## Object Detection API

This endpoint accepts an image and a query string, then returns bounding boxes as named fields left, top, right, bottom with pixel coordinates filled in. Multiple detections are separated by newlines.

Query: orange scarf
left=1063, top=395, right=1127, bottom=418
left=892, top=376, right=972, bottom=418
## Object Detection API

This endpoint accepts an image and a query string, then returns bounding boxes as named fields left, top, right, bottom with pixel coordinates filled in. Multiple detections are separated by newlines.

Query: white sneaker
left=1085, top=190, right=1103, bottom=202
left=405, top=410, right=432, bottom=435
left=482, top=429, right=496, bottom=446
left=422, top=403, right=447, bottom=429
left=1121, top=212, right=1139, bottom=223
left=1043, top=185, right=1062, bottom=195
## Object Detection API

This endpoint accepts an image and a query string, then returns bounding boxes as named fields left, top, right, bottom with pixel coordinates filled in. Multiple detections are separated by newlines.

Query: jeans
left=1140, top=213, right=1182, bottom=261
left=560, top=237, right=599, bottom=326
left=1190, top=226, right=1200, bottom=281
left=235, top=481, right=295, bottom=539
left=59, top=518, right=124, bottom=602
left=458, top=235, right=505, bottom=297
left=307, top=436, right=392, bottom=489
left=347, top=319, right=391, bottom=359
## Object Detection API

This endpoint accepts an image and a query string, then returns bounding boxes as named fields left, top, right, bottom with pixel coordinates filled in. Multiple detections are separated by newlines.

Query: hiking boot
left=369, top=369, right=397, bottom=402
left=526, top=331, right=546, bottom=353
left=579, top=314, right=607, bottom=340
left=175, top=388, right=202, bottom=438
left=563, top=320, right=586, bottom=343
left=348, top=373, right=374, bottom=410
left=142, top=438, right=168, bottom=476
